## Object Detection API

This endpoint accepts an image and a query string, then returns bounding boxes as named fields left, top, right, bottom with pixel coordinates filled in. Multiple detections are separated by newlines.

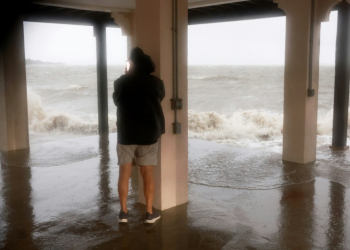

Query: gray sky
left=23, top=11, right=338, bottom=65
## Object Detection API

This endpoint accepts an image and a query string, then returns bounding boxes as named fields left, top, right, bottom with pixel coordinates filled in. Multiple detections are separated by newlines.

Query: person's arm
left=158, top=80, right=165, bottom=102
left=113, top=78, right=122, bottom=106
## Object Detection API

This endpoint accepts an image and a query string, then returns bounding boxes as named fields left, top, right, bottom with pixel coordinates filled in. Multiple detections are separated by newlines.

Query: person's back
left=113, top=47, right=165, bottom=224
left=113, top=72, right=165, bottom=145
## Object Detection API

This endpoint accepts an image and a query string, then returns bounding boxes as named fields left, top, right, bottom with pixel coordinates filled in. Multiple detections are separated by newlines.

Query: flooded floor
left=1, top=134, right=350, bottom=250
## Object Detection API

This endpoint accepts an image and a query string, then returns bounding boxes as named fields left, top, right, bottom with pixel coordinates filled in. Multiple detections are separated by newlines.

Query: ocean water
left=26, top=64, right=349, bottom=152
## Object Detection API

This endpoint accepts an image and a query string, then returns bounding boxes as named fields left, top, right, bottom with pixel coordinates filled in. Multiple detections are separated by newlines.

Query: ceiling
left=189, top=0, right=284, bottom=25
left=33, top=0, right=246, bottom=12
left=22, top=0, right=283, bottom=27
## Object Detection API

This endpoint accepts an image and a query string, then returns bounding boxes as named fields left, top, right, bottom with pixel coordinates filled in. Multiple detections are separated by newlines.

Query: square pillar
left=94, top=23, right=109, bottom=135
left=134, top=0, right=188, bottom=210
left=332, top=1, right=350, bottom=149
left=0, top=18, right=29, bottom=152
left=274, top=0, right=331, bottom=164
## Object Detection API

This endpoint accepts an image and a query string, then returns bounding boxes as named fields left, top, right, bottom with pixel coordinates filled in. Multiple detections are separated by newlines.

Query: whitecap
left=67, top=85, right=88, bottom=90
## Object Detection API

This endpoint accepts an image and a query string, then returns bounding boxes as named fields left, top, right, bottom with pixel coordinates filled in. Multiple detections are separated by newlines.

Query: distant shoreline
left=25, top=59, right=65, bottom=65
left=24, top=60, right=336, bottom=67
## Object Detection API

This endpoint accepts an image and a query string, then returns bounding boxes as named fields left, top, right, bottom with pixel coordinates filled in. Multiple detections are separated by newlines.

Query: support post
left=274, top=0, right=322, bottom=163
left=0, top=18, right=29, bottom=151
left=94, top=23, right=109, bottom=134
left=332, top=0, right=350, bottom=149
left=135, top=0, right=188, bottom=210
left=273, top=0, right=345, bottom=163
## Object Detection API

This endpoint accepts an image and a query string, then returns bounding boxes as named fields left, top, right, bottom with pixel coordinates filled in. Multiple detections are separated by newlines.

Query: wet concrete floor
left=0, top=134, right=350, bottom=250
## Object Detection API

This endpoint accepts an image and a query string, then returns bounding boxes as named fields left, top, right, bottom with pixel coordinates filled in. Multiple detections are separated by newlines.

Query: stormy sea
left=26, top=64, right=348, bottom=153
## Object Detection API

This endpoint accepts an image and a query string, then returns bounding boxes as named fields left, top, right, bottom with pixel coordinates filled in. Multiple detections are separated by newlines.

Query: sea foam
left=67, top=85, right=88, bottom=90
left=27, top=89, right=349, bottom=149
left=188, top=109, right=283, bottom=142
left=28, top=90, right=116, bottom=134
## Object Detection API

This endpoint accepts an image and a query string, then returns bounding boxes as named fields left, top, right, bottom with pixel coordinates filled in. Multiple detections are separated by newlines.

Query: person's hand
left=125, top=60, right=131, bottom=74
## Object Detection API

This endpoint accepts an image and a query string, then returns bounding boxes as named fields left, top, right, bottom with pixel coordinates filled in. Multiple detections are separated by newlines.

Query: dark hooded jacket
left=113, top=52, right=165, bottom=145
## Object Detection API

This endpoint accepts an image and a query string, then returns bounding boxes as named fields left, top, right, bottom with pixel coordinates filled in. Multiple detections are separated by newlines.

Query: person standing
left=113, top=47, right=165, bottom=224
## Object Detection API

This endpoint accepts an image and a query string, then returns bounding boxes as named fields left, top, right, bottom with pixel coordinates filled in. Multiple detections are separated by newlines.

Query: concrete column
left=274, top=0, right=342, bottom=163
left=332, top=1, right=350, bottom=149
left=0, top=18, right=29, bottom=152
left=134, top=0, right=188, bottom=210
left=94, top=23, right=109, bottom=134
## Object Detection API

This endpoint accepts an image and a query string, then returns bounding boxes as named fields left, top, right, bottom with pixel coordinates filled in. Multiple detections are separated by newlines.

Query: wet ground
left=1, top=134, right=350, bottom=250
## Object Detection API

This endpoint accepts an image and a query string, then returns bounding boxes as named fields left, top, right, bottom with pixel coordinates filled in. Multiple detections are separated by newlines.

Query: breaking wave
left=188, top=109, right=350, bottom=145
left=188, top=110, right=283, bottom=143
left=67, top=85, right=88, bottom=90
left=189, top=75, right=239, bottom=81
left=27, top=90, right=349, bottom=147
left=316, top=109, right=350, bottom=135
left=28, top=90, right=116, bottom=134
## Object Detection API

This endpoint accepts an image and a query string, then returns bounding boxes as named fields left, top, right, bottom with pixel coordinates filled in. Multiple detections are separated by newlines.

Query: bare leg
left=139, top=165, right=154, bottom=214
left=118, top=162, right=133, bottom=213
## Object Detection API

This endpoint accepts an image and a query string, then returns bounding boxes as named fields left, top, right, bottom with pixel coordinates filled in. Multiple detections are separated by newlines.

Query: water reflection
left=278, top=162, right=315, bottom=250
left=160, top=204, right=189, bottom=249
left=0, top=135, right=349, bottom=249
left=327, top=181, right=346, bottom=249
left=98, top=134, right=112, bottom=216
left=0, top=149, right=36, bottom=250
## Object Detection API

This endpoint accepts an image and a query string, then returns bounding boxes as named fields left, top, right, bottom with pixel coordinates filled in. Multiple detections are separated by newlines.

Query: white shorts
left=117, top=142, right=158, bottom=166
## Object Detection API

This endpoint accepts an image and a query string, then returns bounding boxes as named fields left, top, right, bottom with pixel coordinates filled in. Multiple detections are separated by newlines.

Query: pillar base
left=282, top=159, right=316, bottom=166
left=329, top=145, right=349, bottom=151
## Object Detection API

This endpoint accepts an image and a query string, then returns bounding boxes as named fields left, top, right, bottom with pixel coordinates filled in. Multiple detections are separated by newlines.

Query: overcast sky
left=23, top=11, right=338, bottom=65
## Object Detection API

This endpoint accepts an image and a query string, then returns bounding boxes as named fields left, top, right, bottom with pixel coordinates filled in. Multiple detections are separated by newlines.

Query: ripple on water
left=314, top=145, right=350, bottom=187
left=189, top=149, right=315, bottom=190
left=189, top=139, right=350, bottom=190
left=0, top=138, right=100, bottom=168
